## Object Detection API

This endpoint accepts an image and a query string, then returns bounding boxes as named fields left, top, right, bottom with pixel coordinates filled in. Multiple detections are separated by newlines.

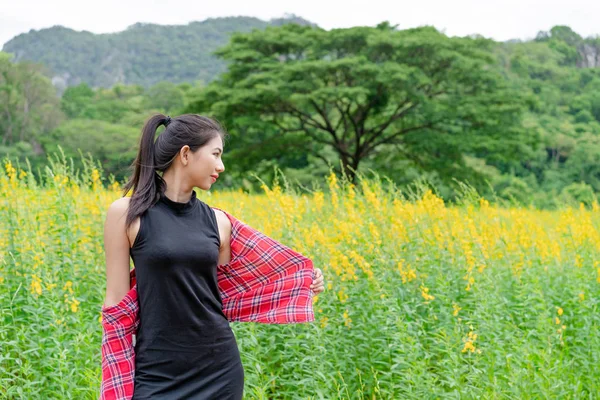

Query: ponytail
left=123, top=114, right=169, bottom=229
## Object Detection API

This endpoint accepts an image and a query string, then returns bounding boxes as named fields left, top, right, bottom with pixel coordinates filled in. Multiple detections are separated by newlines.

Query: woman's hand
left=310, top=268, right=325, bottom=295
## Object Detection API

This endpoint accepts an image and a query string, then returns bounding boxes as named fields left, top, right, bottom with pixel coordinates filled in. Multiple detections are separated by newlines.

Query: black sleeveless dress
left=130, top=190, right=244, bottom=399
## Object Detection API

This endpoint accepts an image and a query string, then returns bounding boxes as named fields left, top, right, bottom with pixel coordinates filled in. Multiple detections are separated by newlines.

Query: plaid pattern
left=100, top=208, right=315, bottom=399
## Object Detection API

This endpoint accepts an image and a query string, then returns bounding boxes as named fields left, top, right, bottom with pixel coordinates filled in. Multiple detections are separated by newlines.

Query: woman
left=102, top=114, right=325, bottom=399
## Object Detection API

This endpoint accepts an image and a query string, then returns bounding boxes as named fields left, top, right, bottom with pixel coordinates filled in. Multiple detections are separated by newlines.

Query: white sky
left=2, top=0, right=599, bottom=48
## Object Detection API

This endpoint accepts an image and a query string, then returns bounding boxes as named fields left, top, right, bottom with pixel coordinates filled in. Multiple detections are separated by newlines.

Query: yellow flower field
left=2, top=157, right=600, bottom=399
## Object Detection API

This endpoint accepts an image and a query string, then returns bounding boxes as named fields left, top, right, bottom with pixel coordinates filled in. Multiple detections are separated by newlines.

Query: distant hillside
left=2, top=15, right=316, bottom=89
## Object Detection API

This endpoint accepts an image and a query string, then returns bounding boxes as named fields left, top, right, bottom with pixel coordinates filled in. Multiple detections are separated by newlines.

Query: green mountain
left=2, top=15, right=316, bottom=89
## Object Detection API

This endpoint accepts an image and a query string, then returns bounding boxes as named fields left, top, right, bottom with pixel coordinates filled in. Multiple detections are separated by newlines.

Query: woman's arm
left=100, top=199, right=138, bottom=400
left=213, top=207, right=325, bottom=294
left=213, top=208, right=232, bottom=266
left=103, top=197, right=133, bottom=308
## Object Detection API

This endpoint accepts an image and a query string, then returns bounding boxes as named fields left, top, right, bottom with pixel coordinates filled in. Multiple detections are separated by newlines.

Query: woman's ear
left=179, top=145, right=191, bottom=166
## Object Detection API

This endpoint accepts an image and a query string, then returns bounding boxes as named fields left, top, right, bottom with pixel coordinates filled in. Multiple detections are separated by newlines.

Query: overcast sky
left=2, top=0, right=599, bottom=48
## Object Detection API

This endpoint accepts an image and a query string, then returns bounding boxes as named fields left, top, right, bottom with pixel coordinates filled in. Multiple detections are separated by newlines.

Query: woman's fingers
left=310, top=268, right=325, bottom=294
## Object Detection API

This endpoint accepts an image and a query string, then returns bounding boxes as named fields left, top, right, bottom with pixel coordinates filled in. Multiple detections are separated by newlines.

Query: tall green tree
left=142, top=82, right=186, bottom=113
left=60, top=83, right=145, bottom=123
left=187, top=23, right=531, bottom=184
left=40, top=119, right=140, bottom=181
left=0, top=52, right=63, bottom=146
left=61, top=83, right=95, bottom=118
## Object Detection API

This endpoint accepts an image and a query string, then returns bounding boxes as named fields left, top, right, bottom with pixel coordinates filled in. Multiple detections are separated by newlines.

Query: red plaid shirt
left=100, top=208, right=315, bottom=399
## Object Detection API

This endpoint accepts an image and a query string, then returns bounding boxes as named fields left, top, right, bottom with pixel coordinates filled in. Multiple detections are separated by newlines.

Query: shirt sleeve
left=99, top=271, right=138, bottom=400
left=212, top=207, right=315, bottom=324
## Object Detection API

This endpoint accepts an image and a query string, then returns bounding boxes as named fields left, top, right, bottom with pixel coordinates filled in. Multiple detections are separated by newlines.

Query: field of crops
left=2, top=157, right=600, bottom=399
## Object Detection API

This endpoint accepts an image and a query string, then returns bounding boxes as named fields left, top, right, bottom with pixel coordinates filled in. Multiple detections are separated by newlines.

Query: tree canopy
left=187, top=23, right=531, bottom=184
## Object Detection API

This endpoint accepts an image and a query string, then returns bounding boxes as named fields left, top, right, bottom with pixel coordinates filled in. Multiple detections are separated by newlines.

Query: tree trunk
left=339, top=154, right=359, bottom=185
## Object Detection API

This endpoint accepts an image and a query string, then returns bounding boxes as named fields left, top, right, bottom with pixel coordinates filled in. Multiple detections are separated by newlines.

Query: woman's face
left=188, top=135, right=225, bottom=191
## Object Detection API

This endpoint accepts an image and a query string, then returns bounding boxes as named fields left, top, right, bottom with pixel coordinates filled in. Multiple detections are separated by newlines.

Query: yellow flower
left=342, top=309, right=352, bottom=327
left=397, top=259, right=417, bottom=284
left=452, top=303, right=461, bottom=317
left=70, top=298, right=80, bottom=313
left=420, top=285, right=435, bottom=302
left=462, top=341, right=476, bottom=353
left=30, top=274, right=42, bottom=296
left=337, top=289, right=348, bottom=304
left=462, top=329, right=479, bottom=353
left=557, top=307, right=563, bottom=316
left=91, top=169, right=101, bottom=183
left=320, top=316, right=329, bottom=328
left=63, top=281, right=74, bottom=294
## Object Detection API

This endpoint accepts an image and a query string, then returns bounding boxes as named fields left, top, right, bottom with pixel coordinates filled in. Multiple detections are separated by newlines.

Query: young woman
left=102, top=114, right=325, bottom=399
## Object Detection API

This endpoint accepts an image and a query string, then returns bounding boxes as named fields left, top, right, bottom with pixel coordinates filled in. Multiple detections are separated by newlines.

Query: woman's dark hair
left=123, top=113, right=227, bottom=229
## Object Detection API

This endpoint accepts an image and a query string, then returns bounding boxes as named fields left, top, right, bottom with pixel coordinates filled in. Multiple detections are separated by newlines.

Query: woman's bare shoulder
left=106, top=196, right=131, bottom=218
left=106, top=197, right=141, bottom=248
left=212, top=208, right=232, bottom=230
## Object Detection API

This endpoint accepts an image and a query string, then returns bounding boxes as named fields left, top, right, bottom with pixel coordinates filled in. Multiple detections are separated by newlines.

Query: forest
left=2, top=20, right=600, bottom=207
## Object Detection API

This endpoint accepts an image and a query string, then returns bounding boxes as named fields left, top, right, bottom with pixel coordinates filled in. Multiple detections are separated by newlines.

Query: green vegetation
left=1, top=22, right=600, bottom=206
left=3, top=160, right=600, bottom=398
